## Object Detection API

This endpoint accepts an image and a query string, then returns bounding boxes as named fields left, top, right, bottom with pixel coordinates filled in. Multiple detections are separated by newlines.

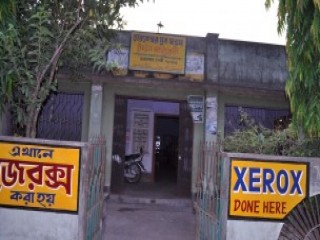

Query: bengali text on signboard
left=0, top=142, right=80, bottom=213
left=129, top=32, right=186, bottom=74
left=229, top=159, right=308, bottom=220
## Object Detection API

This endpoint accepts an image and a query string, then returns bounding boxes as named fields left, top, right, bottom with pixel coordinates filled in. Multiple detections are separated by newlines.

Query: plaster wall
left=204, top=90, right=219, bottom=142
left=226, top=221, right=283, bottom=240
left=0, top=209, right=78, bottom=240
left=112, top=31, right=288, bottom=90
left=112, top=31, right=206, bottom=53
left=206, top=33, right=219, bottom=82
left=218, top=40, right=288, bottom=88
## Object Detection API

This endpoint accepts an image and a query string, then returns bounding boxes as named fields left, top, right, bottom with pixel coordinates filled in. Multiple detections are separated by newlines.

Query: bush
left=223, top=110, right=320, bottom=157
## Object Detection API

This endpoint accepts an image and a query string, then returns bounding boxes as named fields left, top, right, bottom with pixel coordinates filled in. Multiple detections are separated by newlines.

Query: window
left=224, top=106, right=290, bottom=136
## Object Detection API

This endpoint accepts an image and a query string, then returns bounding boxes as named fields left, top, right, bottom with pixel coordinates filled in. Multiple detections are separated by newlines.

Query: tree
left=0, top=1, right=16, bottom=111
left=0, top=0, right=143, bottom=137
left=265, top=0, right=320, bottom=137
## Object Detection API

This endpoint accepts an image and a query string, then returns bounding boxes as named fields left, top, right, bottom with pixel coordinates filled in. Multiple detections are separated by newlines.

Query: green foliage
left=266, top=0, right=320, bottom=137
left=223, top=109, right=320, bottom=157
left=0, top=4, right=55, bottom=132
left=0, top=0, right=16, bottom=23
left=0, top=0, right=144, bottom=137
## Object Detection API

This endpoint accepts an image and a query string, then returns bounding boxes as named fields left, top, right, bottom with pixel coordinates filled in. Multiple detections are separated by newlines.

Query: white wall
left=226, top=221, right=283, bottom=240
left=0, top=201, right=79, bottom=240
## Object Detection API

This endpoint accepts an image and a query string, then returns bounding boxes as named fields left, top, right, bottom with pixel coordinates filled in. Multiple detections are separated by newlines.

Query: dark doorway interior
left=154, top=115, right=179, bottom=183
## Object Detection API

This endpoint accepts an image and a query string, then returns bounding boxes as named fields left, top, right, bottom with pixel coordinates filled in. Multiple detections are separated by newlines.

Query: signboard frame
left=228, top=158, right=309, bottom=222
left=129, top=31, right=187, bottom=74
left=0, top=140, right=81, bottom=214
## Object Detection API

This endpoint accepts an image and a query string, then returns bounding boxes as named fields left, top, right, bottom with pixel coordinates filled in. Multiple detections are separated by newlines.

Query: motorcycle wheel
left=124, top=163, right=142, bottom=183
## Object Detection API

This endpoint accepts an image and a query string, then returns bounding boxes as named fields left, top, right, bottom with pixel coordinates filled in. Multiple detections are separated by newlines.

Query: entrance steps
left=107, top=193, right=193, bottom=208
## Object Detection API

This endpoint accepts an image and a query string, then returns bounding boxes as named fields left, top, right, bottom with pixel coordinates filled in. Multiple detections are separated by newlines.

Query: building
left=0, top=30, right=290, bottom=197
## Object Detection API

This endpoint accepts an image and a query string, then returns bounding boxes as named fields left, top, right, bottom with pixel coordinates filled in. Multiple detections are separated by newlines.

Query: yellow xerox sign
left=229, top=159, right=308, bottom=220
left=129, top=32, right=186, bottom=74
left=0, top=141, right=80, bottom=213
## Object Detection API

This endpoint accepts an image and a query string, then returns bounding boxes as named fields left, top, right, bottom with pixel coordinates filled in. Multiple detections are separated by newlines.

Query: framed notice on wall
left=187, top=95, right=204, bottom=123
left=107, top=48, right=129, bottom=69
left=131, top=110, right=151, bottom=153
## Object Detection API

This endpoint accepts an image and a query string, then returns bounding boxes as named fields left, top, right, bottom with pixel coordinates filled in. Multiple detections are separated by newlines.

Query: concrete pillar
left=88, top=84, right=103, bottom=138
left=205, top=33, right=219, bottom=83
left=204, top=91, right=218, bottom=142
left=205, top=33, right=219, bottom=142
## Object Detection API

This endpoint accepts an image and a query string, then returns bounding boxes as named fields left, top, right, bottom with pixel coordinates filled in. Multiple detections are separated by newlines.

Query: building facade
left=0, top=31, right=290, bottom=197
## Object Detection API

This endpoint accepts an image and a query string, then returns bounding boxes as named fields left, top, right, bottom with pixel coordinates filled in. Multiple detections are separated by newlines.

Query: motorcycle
left=123, top=147, right=146, bottom=183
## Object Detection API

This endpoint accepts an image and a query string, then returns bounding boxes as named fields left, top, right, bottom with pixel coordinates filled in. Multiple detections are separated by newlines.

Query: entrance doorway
left=154, top=115, right=179, bottom=183
left=111, top=97, right=193, bottom=198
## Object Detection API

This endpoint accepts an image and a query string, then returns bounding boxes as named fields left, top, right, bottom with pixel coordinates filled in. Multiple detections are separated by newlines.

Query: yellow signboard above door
left=129, top=32, right=186, bottom=74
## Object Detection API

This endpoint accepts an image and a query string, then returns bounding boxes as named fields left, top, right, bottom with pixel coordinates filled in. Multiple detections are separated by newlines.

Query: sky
left=120, top=0, right=286, bottom=45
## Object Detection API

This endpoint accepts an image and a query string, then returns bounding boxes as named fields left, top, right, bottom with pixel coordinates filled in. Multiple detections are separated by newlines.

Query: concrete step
left=108, top=194, right=193, bottom=208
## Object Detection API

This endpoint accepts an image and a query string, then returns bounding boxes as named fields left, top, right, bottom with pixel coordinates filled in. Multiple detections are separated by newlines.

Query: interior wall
left=126, top=99, right=179, bottom=173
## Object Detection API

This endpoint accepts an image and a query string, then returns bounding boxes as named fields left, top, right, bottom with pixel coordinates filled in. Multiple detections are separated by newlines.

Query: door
left=111, top=95, right=127, bottom=193
left=154, top=115, right=179, bottom=183
left=177, top=101, right=193, bottom=197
